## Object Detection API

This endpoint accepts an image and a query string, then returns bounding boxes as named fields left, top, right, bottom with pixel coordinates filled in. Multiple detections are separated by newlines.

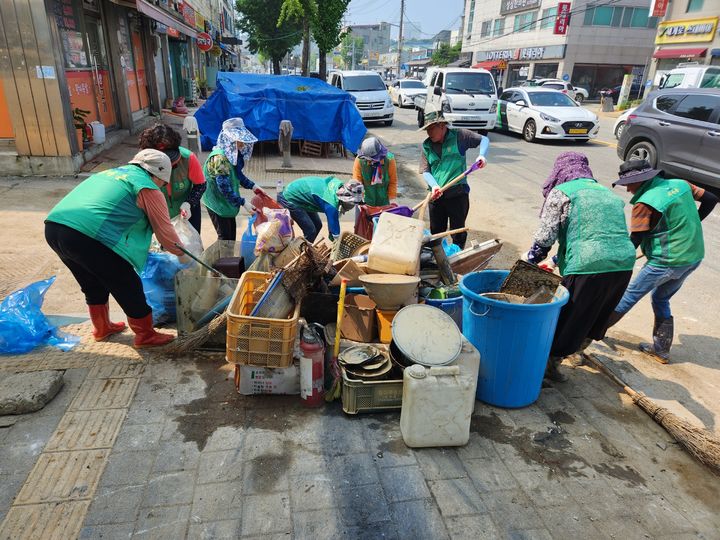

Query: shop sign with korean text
left=500, top=0, right=541, bottom=16
left=481, top=45, right=565, bottom=62
left=197, top=32, right=213, bottom=52
left=649, top=0, right=668, bottom=18
left=655, top=17, right=718, bottom=44
left=554, top=2, right=571, bottom=35
left=181, top=1, right=195, bottom=27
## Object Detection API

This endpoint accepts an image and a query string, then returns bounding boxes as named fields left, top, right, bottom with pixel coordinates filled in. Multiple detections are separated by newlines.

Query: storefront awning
left=711, top=49, right=720, bottom=57
left=473, top=60, right=507, bottom=70
left=136, top=0, right=197, bottom=38
left=405, top=58, right=432, bottom=67
left=653, top=47, right=707, bottom=59
left=218, top=42, right=237, bottom=56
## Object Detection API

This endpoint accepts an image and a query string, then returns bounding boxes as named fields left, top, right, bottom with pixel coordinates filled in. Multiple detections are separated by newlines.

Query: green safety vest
left=359, top=152, right=394, bottom=206
left=631, top=176, right=704, bottom=267
left=46, top=164, right=159, bottom=271
left=201, top=148, right=243, bottom=218
left=555, top=178, right=636, bottom=276
left=422, top=130, right=467, bottom=189
left=163, top=146, right=193, bottom=218
left=283, top=176, right=344, bottom=212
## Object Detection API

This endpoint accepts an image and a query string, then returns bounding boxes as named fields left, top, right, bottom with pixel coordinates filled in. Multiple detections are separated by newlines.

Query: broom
left=325, top=278, right=348, bottom=402
left=585, top=353, right=720, bottom=475
left=413, top=158, right=486, bottom=220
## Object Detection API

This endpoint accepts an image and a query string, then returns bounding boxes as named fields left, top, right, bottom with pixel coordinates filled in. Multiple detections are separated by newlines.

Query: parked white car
left=388, top=79, right=426, bottom=108
left=328, top=70, right=394, bottom=126
left=539, top=80, right=578, bottom=102
left=613, top=107, right=636, bottom=140
left=495, top=87, right=600, bottom=142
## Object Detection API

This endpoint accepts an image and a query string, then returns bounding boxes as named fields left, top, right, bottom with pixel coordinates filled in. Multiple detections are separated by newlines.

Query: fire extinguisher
left=299, top=321, right=325, bottom=407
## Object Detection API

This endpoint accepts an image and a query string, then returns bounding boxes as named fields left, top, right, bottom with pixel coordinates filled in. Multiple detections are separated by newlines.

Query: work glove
left=474, top=155, right=487, bottom=169
left=242, top=201, right=257, bottom=215
left=430, top=186, right=443, bottom=201
left=253, top=186, right=266, bottom=196
left=179, top=202, right=191, bottom=220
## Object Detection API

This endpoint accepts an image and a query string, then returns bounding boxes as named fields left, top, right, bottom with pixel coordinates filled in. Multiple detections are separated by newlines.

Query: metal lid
left=391, top=304, right=463, bottom=367
left=407, top=365, right=427, bottom=379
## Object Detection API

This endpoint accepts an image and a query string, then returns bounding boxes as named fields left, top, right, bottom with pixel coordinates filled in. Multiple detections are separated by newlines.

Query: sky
left=344, top=0, right=465, bottom=40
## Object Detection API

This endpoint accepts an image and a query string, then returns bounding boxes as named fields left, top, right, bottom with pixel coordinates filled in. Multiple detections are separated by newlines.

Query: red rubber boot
left=127, top=314, right=174, bottom=348
left=88, top=304, right=126, bottom=341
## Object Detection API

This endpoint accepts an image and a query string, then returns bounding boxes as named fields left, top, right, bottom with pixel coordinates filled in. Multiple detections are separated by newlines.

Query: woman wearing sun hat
left=353, top=137, right=397, bottom=207
left=202, top=118, right=268, bottom=240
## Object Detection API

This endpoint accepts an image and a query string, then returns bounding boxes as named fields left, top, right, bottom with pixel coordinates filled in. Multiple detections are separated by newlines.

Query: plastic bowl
left=359, top=274, right=420, bottom=311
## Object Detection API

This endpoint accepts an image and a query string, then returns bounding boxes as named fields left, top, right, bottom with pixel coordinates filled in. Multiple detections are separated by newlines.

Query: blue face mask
left=234, top=154, right=245, bottom=176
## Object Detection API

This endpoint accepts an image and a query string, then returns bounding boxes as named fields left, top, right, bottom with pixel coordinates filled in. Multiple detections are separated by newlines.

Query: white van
left=328, top=70, right=394, bottom=126
left=659, top=64, right=720, bottom=89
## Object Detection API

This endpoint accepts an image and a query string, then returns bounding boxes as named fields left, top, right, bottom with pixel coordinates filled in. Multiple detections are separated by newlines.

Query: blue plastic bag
left=141, top=252, right=187, bottom=325
left=0, top=276, right=80, bottom=354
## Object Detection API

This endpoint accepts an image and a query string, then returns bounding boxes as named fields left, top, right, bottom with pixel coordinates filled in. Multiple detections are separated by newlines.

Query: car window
left=527, top=92, right=577, bottom=107
left=655, top=95, right=681, bottom=112
left=542, top=83, right=563, bottom=90
left=700, top=69, right=720, bottom=89
left=672, top=94, right=720, bottom=123
left=401, top=80, right=425, bottom=89
left=661, top=73, right=685, bottom=89
left=343, top=74, right=386, bottom=91
left=499, top=91, right=514, bottom=101
left=445, top=72, right=495, bottom=94
left=568, top=84, right=574, bottom=90
left=436, top=73, right=444, bottom=87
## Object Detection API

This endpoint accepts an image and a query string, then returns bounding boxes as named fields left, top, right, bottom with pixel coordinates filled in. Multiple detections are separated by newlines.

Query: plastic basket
left=330, top=231, right=370, bottom=262
left=226, top=271, right=300, bottom=368
left=341, top=367, right=403, bottom=414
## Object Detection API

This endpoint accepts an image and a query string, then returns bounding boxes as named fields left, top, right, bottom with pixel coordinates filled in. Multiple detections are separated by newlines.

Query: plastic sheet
left=151, top=214, right=203, bottom=257
left=141, top=252, right=188, bottom=325
left=0, top=277, right=80, bottom=354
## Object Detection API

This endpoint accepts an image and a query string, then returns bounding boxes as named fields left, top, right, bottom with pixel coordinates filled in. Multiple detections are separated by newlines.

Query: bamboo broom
left=585, top=353, right=720, bottom=475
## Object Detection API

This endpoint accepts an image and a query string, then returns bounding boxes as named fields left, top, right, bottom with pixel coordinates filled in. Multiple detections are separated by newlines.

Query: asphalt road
left=368, top=104, right=720, bottom=432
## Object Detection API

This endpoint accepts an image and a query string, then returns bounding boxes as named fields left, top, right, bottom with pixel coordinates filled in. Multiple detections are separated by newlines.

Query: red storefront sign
left=554, top=2, right=571, bottom=35
left=181, top=2, right=195, bottom=27
left=649, top=0, right=669, bottom=18
left=167, top=27, right=180, bottom=38
left=197, top=31, right=213, bottom=52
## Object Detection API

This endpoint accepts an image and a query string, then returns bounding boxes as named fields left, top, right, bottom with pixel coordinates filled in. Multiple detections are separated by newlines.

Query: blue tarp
left=195, top=73, right=367, bottom=152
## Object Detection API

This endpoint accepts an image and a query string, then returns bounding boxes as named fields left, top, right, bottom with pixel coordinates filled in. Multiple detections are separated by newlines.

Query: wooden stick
left=412, top=170, right=469, bottom=212
left=423, top=227, right=469, bottom=243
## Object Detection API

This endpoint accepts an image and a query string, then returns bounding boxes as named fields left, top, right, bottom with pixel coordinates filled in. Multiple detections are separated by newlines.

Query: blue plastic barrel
left=424, top=296, right=463, bottom=331
left=241, top=215, right=257, bottom=267
left=459, top=270, right=569, bottom=408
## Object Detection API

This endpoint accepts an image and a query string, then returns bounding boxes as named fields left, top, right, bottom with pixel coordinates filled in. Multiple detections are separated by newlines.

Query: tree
left=236, top=0, right=302, bottom=74
left=279, top=0, right=316, bottom=76
left=311, top=0, right=350, bottom=80
left=339, top=33, right=363, bottom=70
left=431, top=42, right=462, bottom=67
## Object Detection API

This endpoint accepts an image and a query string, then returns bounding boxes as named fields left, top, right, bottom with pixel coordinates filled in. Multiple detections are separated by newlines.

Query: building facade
left=646, top=0, right=719, bottom=85
left=0, top=0, right=236, bottom=175
left=347, top=22, right=392, bottom=67
left=463, top=0, right=659, bottom=98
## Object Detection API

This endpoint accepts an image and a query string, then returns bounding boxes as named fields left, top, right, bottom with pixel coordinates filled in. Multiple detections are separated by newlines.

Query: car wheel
left=417, top=109, right=424, bottom=128
left=575, top=94, right=584, bottom=104
left=384, top=119, right=393, bottom=127
left=523, top=119, right=537, bottom=142
left=615, top=121, right=626, bottom=140
left=626, top=141, right=657, bottom=167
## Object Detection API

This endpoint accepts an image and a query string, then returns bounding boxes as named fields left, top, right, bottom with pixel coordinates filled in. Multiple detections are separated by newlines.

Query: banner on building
left=649, top=0, right=669, bottom=18
left=500, top=0, right=541, bottom=16
left=655, top=17, right=718, bottom=44
left=554, top=2, right=571, bottom=35
left=181, top=2, right=195, bottom=27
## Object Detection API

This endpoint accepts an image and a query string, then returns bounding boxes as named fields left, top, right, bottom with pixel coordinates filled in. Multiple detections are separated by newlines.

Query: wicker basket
left=226, top=271, right=299, bottom=368
left=330, top=231, right=370, bottom=262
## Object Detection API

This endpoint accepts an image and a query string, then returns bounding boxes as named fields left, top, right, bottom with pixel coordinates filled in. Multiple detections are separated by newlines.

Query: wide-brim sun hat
left=129, top=149, right=172, bottom=183
left=221, top=117, right=258, bottom=145
left=417, top=107, right=449, bottom=132
left=613, top=159, right=662, bottom=187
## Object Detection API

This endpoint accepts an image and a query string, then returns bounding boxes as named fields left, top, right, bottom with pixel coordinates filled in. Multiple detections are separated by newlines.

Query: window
left=514, top=11, right=538, bottom=32
left=655, top=95, right=681, bottom=112
left=701, top=69, right=720, bottom=89
left=500, top=91, right=515, bottom=101
left=673, top=95, right=720, bottom=123
left=481, top=20, right=492, bottom=37
left=540, top=7, right=557, bottom=29
left=622, top=7, right=655, bottom=28
left=687, top=0, right=704, bottom=12
left=467, top=0, right=475, bottom=33
left=493, top=18, right=505, bottom=36
left=593, top=6, right=613, bottom=25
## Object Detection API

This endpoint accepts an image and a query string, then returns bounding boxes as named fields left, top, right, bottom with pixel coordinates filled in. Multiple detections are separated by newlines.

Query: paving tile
left=631, top=494, right=697, bottom=536
left=287, top=445, right=327, bottom=476
left=140, top=470, right=196, bottom=507
left=289, top=473, right=337, bottom=512
left=242, top=451, right=290, bottom=495
left=190, top=482, right=242, bottom=523
left=83, top=484, right=143, bottom=525
left=44, top=409, right=126, bottom=451
left=69, top=377, right=138, bottom=410
left=133, top=504, right=190, bottom=539
left=86, top=361, right=144, bottom=379
left=465, top=458, right=519, bottom=492
left=123, top=400, right=169, bottom=426
left=326, top=452, right=380, bottom=487
left=0, top=443, right=43, bottom=476
left=537, top=503, right=603, bottom=540
left=112, top=423, right=162, bottom=453
left=512, top=470, right=574, bottom=508
left=505, top=528, right=554, bottom=540
left=15, top=449, right=108, bottom=504
left=241, top=430, right=286, bottom=462
left=152, top=440, right=201, bottom=474
left=456, top=432, right=499, bottom=460
left=390, top=499, right=449, bottom=540
left=202, top=425, right=246, bottom=452
left=379, top=465, right=431, bottom=503
left=428, top=478, right=487, bottom=517
left=293, top=508, right=346, bottom=540
left=0, top=500, right=90, bottom=539
left=415, top=448, right=468, bottom=480
left=482, top=490, right=544, bottom=533
left=99, top=450, right=156, bottom=487
left=343, top=523, right=399, bottom=540
left=363, top=424, right=418, bottom=468
left=592, top=516, right=653, bottom=539
left=79, top=522, right=136, bottom=539
left=197, top=448, right=243, bottom=484
left=336, top=483, right=391, bottom=526
left=445, top=514, right=502, bottom=539
left=240, top=493, right=292, bottom=536
left=187, top=519, right=242, bottom=539
left=0, top=473, right=24, bottom=514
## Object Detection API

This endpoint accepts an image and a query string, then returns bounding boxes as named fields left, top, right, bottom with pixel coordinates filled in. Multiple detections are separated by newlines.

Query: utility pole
left=352, top=38, right=356, bottom=70
left=396, top=0, right=405, bottom=78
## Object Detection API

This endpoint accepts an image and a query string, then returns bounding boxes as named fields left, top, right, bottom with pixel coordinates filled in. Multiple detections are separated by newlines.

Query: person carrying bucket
left=604, top=159, right=718, bottom=363
left=353, top=137, right=398, bottom=206
left=202, top=118, right=268, bottom=241
left=418, top=105, right=489, bottom=249
left=526, top=152, right=636, bottom=382
left=278, top=176, right=364, bottom=242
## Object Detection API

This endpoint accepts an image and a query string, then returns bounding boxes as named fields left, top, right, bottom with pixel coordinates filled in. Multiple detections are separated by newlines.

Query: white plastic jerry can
left=400, top=362, right=477, bottom=448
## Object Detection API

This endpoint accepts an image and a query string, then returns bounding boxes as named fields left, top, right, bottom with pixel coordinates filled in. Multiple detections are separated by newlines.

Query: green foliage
left=339, top=33, right=364, bottom=69
left=278, top=0, right=316, bottom=26
left=431, top=42, right=461, bottom=67
left=236, top=0, right=302, bottom=73
left=72, top=108, right=91, bottom=129
left=311, top=0, right=349, bottom=79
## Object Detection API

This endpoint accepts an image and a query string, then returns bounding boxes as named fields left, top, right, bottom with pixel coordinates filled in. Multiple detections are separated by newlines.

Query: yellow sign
left=655, top=17, right=718, bottom=44
left=195, top=12, right=205, bottom=31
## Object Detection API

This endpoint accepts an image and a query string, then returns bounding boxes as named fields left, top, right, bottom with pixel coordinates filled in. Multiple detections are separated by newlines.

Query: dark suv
left=617, top=88, right=720, bottom=190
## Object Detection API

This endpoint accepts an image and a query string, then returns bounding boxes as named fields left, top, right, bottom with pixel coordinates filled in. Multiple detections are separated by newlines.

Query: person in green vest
left=526, top=152, right=636, bottom=382
left=419, top=106, right=489, bottom=248
left=44, top=150, right=189, bottom=348
left=606, top=160, right=718, bottom=362
left=353, top=137, right=397, bottom=206
left=202, top=118, right=267, bottom=241
left=278, top=176, right=364, bottom=242
left=138, top=124, right=206, bottom=233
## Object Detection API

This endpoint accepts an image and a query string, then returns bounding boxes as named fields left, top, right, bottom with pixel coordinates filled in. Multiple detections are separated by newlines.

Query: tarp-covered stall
left=195, top=73, right=367, bottom=152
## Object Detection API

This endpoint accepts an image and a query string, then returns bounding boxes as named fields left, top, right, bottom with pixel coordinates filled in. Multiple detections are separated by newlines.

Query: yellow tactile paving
left=68, top=377, right=139, bottom=411
left=0, top=501, right=90, bottom=540
left=86, top=361, right=144, bottom=379
left=45, top=409, right=127, bottom=452
left=14, top=449, right=109, bottom=505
